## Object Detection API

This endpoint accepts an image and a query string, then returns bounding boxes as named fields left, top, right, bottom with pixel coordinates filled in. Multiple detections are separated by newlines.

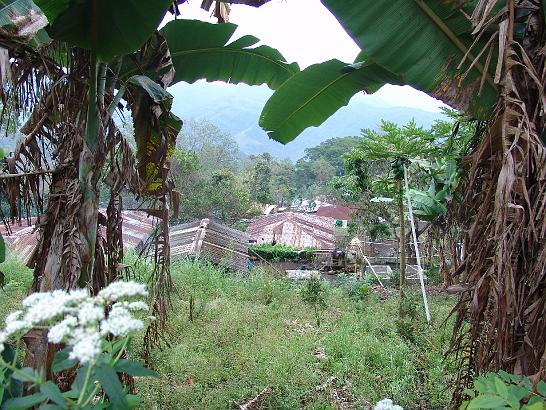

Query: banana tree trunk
left=79, top=52, right=101, bottom=286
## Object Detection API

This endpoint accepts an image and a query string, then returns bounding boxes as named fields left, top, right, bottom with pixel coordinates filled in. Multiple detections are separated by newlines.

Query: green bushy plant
left=461, top=371, right=546, bottom=410
left=424, top=264, right=442, bottom=286
left=395, top=293, right=420, bottom=343
left=249, top=244, right=315, bottom=263
left=171, top=260, right=227, bottom=321
left=259, top=278, right=278, bottom=305
left=300, top=276, right=328, bottom=327
left=345, top=281, right=371, bottom=303
left=388, top=269, right=401, bottom=289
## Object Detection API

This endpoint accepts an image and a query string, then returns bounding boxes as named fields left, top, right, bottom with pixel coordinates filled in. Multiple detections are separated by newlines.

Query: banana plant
left=0, top=0, right=298, bottom=369
left=409, top=158, right=463, bottom=222
left=259, top=1, right=500, bottom=143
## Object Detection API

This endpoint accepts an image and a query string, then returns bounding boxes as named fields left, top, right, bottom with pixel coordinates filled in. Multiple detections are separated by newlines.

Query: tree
left=301, top=136, right=361, bottom=176
left=294, top=136, right=360, bottom=199
left=259, top=0, right=546, bottom=397
left=0, top=0, right=298, bottom=369
left=177, top=118, right=244, bottom=176
left=245, top=153, right=274, bottom=204
left=346, top=120, right=435, bottom=289
left=170, top=120, right=262, bottom=225
left=270, top=159, right=296, bottom=206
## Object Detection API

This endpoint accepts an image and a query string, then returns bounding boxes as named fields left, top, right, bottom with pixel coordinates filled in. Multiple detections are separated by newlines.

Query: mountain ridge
left=169, top=81, right=446, bottom=161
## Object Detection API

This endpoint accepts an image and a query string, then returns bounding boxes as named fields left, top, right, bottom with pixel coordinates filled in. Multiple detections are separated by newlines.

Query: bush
left=249, top=243, right=315, bottom=263
left=300, top=276, right=328, bottom=327
left=395, top=293, right=420, bottom=343
left=0, top=281, right=156, bottom=409
left=345, top=280, right=372, bottom=302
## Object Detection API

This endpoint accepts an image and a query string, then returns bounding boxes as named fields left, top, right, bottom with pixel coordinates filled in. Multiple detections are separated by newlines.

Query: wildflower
left=5, top=305, right=35, bottom=337
left=77, top=301, right=104, bottom=325
left=48, top=316, right=77, bottom=344
left=98, top=281, right=148, bottom=302
left=24, top=291, right=72, bottom=323
left=22, top=292, right=50, bottom=308
left=101, top=303, right=144, bottom=337
left=1, top=280, right=149, bottom=365
left=4, top=319, right=32, bottom=337
left=374, top=398, right=403, bottom=410
left=5, top=311, right=23, bottom=324
left=116, top=301, right=149, bottom=311
left=69, top=328, right=102, bottom=364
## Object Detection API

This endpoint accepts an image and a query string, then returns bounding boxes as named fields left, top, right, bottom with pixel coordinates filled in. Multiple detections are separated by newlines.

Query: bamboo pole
left=403, top=163, right=432, bottom=324
left=362, top=255, right=385, bottom=288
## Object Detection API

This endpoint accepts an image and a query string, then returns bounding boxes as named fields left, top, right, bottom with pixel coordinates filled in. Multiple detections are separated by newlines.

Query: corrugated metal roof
left=1, top=211, right=156, bottom=262
left=170, top=218, right=249, bottom=271
left=316, top=204, right=354, bottom=221
left=247, top=212, right=336, bottom=250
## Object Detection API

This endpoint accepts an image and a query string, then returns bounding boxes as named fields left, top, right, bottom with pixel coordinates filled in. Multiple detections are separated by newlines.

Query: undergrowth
left=135, top=259, right=456, bottom=409
left=0, top=253, right=456, bottom=409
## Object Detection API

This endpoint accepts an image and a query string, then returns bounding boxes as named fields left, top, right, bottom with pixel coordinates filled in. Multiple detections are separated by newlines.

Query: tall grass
left=136, top=259, right=456, bottom=409
left=0, top=253, right=456, bottom=408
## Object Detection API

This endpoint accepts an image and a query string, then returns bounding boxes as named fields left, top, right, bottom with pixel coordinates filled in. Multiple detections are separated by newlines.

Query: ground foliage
left=249, top=243, right=315, bottom=263
left=131, top=259, right=457, bottom=409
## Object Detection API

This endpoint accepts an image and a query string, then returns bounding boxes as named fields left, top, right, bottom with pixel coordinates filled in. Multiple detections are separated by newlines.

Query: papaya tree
left=259, top=0, right=546, bottom=399
left=0, top=0, right=297, bottom=368
left=345, top=120, right=435, bottom=290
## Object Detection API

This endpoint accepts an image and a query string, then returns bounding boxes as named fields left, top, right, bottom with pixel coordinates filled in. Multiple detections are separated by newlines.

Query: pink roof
left=247, top=212, right=336, bottom=250
left=316, top=204, right=354, bottom=221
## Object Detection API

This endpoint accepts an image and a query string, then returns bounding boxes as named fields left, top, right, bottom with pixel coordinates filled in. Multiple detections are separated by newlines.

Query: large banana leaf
left=125, top=75, right=182, bottom=194
left=160, top=19, right=299, bottom=89
left=409, top=188, right=448, bottom=221
left=259, top=59, right=401, bottom=143
left=35, top=0, right=172, bottom=61
left=321, top=0, right=498, bottom=119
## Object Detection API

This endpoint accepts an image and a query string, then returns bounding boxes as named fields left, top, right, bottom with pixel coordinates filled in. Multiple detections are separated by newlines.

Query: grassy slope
left=136, top=261, right=456, bottom=409
left=0, top=253, right=456, bottom=409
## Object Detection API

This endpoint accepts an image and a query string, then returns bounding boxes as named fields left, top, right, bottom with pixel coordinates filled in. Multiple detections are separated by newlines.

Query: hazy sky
left=167, top=0, right=447, bottom=113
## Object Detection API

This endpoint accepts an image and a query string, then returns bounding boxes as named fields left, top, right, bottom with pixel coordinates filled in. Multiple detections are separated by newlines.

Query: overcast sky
left=167, top=0, right=447, bottom=113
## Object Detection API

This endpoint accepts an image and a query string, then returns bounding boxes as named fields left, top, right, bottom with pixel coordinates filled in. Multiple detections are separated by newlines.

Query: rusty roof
left=247, top=212, right=336, bottom=250
left=1, top=210, right=156, bottom=263
left=168, top=218, right=249, bottom=271
left=316, top=204, right=354, bottom=221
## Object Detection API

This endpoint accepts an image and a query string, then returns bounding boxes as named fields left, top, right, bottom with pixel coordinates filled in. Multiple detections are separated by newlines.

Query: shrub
left=424, top=264, right=442, bottom=285
left=249, top=243, right=315, bottom=263
left=395, top=293, right=420, bottom=343
left=0, top=281, right=156, bottom=409
left=345, top=280, right=371, bottom=302
left=300, top=276, right=328, bottom=327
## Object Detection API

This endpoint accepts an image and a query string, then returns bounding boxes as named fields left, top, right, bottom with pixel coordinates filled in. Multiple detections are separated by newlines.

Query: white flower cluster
left=0, top=281, right=149, bottom=364
left=374, top=398, right=404, bottom=410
